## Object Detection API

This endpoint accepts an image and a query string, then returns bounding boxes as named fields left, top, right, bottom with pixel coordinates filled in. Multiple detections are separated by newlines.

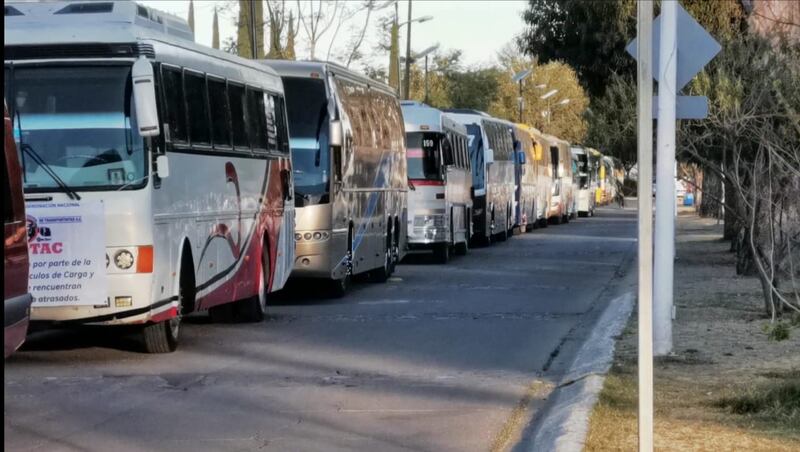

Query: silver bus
left=444, top=110, right=515, bottom=244
left=571, top=146, right=597, bottom=217
left=6, top=1, right=295, bottom=352
left=262, top=61, right=407, bottom=296
left=401, top=102, right=471, bottom=263
left=544, top=134, right=575, bottom=224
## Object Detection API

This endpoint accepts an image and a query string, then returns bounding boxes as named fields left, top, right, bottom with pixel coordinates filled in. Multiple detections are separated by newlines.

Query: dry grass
left=585, top=214, right=800, bottom=451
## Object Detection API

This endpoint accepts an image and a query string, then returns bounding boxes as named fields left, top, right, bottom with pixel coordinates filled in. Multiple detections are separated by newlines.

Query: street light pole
left=518, top=79, right=523, bottom=122
left=424, top=54, right=429, bottom=104
left=404, top=0, right=412, bottom=99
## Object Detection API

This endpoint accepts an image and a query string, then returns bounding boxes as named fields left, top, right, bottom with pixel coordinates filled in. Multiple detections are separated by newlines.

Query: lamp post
left=541, top=98, right=570, bottom=125
left=399, top=4, right=433, bottom=99
left=512, top=69, right=532, bottom=123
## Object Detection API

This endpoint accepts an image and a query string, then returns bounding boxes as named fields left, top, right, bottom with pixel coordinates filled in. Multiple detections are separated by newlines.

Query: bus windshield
left=282, top=77, right=329, bottom=205
left=10, top=65, right=146, bottom=191
left=465, top=124, right=485, bottom=190
left=406, top=132, right=442, bottom=180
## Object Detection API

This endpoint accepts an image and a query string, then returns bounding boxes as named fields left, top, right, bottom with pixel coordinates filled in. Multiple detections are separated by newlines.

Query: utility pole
left=403, top=0, right=412, bottom=99
left=424, top=54, right=429, bottom=104
left=636, top=0, right=654, bottom=450
left=249, top=0, right=258, bottom=59
left=654, top=0, right=678, bottom=357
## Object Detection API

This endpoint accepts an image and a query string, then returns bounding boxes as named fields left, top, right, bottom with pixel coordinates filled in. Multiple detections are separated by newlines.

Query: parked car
left=4, top=102, right=33, bottom=358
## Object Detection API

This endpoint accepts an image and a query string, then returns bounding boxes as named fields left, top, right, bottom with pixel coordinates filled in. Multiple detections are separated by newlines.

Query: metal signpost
left=627, top=1, right=721, bottom=449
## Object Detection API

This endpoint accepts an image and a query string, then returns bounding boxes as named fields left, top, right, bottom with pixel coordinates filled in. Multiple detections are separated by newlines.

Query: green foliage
left=518, top=0, right=747, bottom=98
left=446, top=68, right=502, bottom=112
left=763, top=322, right=791, bottom=341
left=518, top=0, right=636, bottom=98
left=584, top=73, right=637, bottom=165
left=714, top=379, right=800, bottom=429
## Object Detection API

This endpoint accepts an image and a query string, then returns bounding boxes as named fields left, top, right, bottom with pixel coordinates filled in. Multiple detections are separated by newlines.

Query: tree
left=446, top=67, right=502, bottom=112
left=285, top=11, right=297, bottom=60
left=678, top=34, right=800, bottom=319
left=518, top=0, right=636, bottom=98
left=265, top=0, right=289, bottom=59
left=584, top=73, right=637, bottom=166
left=518, top=0, right=746, bottom=98
left=387, top=19, right=400, bottom=92
left=489, top=44, right=589, bottom=143
left=236, top=0, right=264, bottom=59
left=212, top=7, right=220, bottom=50
left=297, top=0, right=341, bottom=60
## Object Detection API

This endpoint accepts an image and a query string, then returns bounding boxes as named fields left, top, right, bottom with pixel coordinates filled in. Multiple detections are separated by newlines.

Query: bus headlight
left=114, top=249, right=135, bottom=270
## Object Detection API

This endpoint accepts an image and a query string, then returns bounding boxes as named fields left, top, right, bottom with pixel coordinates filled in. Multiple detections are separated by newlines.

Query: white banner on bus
left=26, top=201, right=107, bottom=307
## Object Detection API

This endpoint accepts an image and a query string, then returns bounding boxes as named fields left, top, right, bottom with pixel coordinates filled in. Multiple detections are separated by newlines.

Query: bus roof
left=260, top=59, right=397, bottom=97
left=401, top=102, right=466, bottom=135
left=4, top=1, right=281, bottom=85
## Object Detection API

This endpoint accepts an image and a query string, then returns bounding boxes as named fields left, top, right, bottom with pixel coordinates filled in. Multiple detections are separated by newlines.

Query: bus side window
left=442, top=135, right=454, bottom=167
left=161, top=66, right=187, bottom=143
left=228, top=83, right=248, bottom=150
left=207, top=77, right=231, bottom=149
left=184, top=70, right=210, bottom=147
left=246, top=87, right=268, bottom=152
left=272, top=94, right=290, bottom=155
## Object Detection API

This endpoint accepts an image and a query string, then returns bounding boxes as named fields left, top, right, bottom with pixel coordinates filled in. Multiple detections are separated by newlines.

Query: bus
left=262, top=60, right=407, bottom=296
left=513, top=124, right=552, bottom=229
left=543, top=134, right=575, bottom=224
left=444, top=110, right=515, bottom=244
left=571, top=146, right=596, bottom=217
left=401, top=101, right=471, bottom=263
left=5, top=1, right=295, bottom=352
left=4, top=102, right=32, bottom=358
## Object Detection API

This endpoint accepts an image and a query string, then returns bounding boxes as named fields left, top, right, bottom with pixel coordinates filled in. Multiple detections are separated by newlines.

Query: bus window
left=406, top=132, right=442, bottom=180
left=162, top=67, right=187, bottom=142
left=207, top=78, right=231, bottom=148
left=246, top=87, right=267, bottom=151
left=442, top=135, right=455, bottom=167
left=185, top=71, right=210, bottom=146
left=272, top=94, right=290, bottom=155
left=282, top=77, right=329, bottom=202
left=228, top=83, right=248, bottom=149
left=465, top=124, right=485, bottom=190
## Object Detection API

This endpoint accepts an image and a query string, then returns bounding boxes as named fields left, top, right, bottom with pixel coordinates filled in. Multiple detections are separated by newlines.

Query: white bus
left=5, top=1, right=295, bottom=352
left=444, top=110, right=516, bottom=244
left=401, top=101, right=471, bottom=263
left=262, top=60, right=407, bottom=296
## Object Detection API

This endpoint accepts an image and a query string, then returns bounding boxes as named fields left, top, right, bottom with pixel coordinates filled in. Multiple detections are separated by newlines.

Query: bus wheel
left=434, top=242, right=450, bottom=263
left=328, top=275, right=350, bottom=298
left=142, top=316, right=180, bottom=353
left=235, top=244, right=269, bottom=322
left=371, top=231, right=394, bottom=282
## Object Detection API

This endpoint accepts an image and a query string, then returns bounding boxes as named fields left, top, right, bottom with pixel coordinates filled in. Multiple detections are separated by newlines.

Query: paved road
left=4, top=207, right=636, bottom=452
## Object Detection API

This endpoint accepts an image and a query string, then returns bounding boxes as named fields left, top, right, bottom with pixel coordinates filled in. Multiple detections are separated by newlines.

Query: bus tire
left=327, top=276, right=350, bottom=298
left=370, top=230, right=393, bottom=282
left=235, top=241, right=269, bottom=322
left=142, top=316, right=179, bottom=354
left=434, top=242, right=450, bottom=264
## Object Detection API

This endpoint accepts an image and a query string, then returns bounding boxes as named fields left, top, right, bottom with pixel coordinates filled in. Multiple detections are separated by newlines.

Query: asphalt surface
left=4, top=206, right=637, bottom=452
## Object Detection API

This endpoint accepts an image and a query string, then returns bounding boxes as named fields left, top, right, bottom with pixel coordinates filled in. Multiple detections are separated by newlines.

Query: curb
left=524, top=291, right=635, bottom=452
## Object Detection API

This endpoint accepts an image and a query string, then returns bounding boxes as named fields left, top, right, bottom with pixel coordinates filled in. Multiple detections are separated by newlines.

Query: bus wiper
left=314, top=101, right=329, bottom=167
left=20, top=143, right=81, bottom=200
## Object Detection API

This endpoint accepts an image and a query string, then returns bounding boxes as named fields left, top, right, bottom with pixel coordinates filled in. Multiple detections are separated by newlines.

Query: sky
left=139, top=1, right=528, bottom=69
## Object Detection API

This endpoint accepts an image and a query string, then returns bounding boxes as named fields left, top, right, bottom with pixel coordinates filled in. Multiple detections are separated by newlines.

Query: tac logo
left=26, top=215, right=52, bottom=242
left=27, top=215, right=62, bottom=254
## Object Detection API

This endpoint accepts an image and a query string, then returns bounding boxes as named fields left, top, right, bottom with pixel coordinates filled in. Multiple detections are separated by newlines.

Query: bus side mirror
left=155, top=154, right=170, bottom=178
left=132, top=57, right=160, bottom=137
left=485, top=148, right=494, bottom=165
left=517, top=152, right=526, bottom=165
left=329, top=120, right=343, bottom=147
